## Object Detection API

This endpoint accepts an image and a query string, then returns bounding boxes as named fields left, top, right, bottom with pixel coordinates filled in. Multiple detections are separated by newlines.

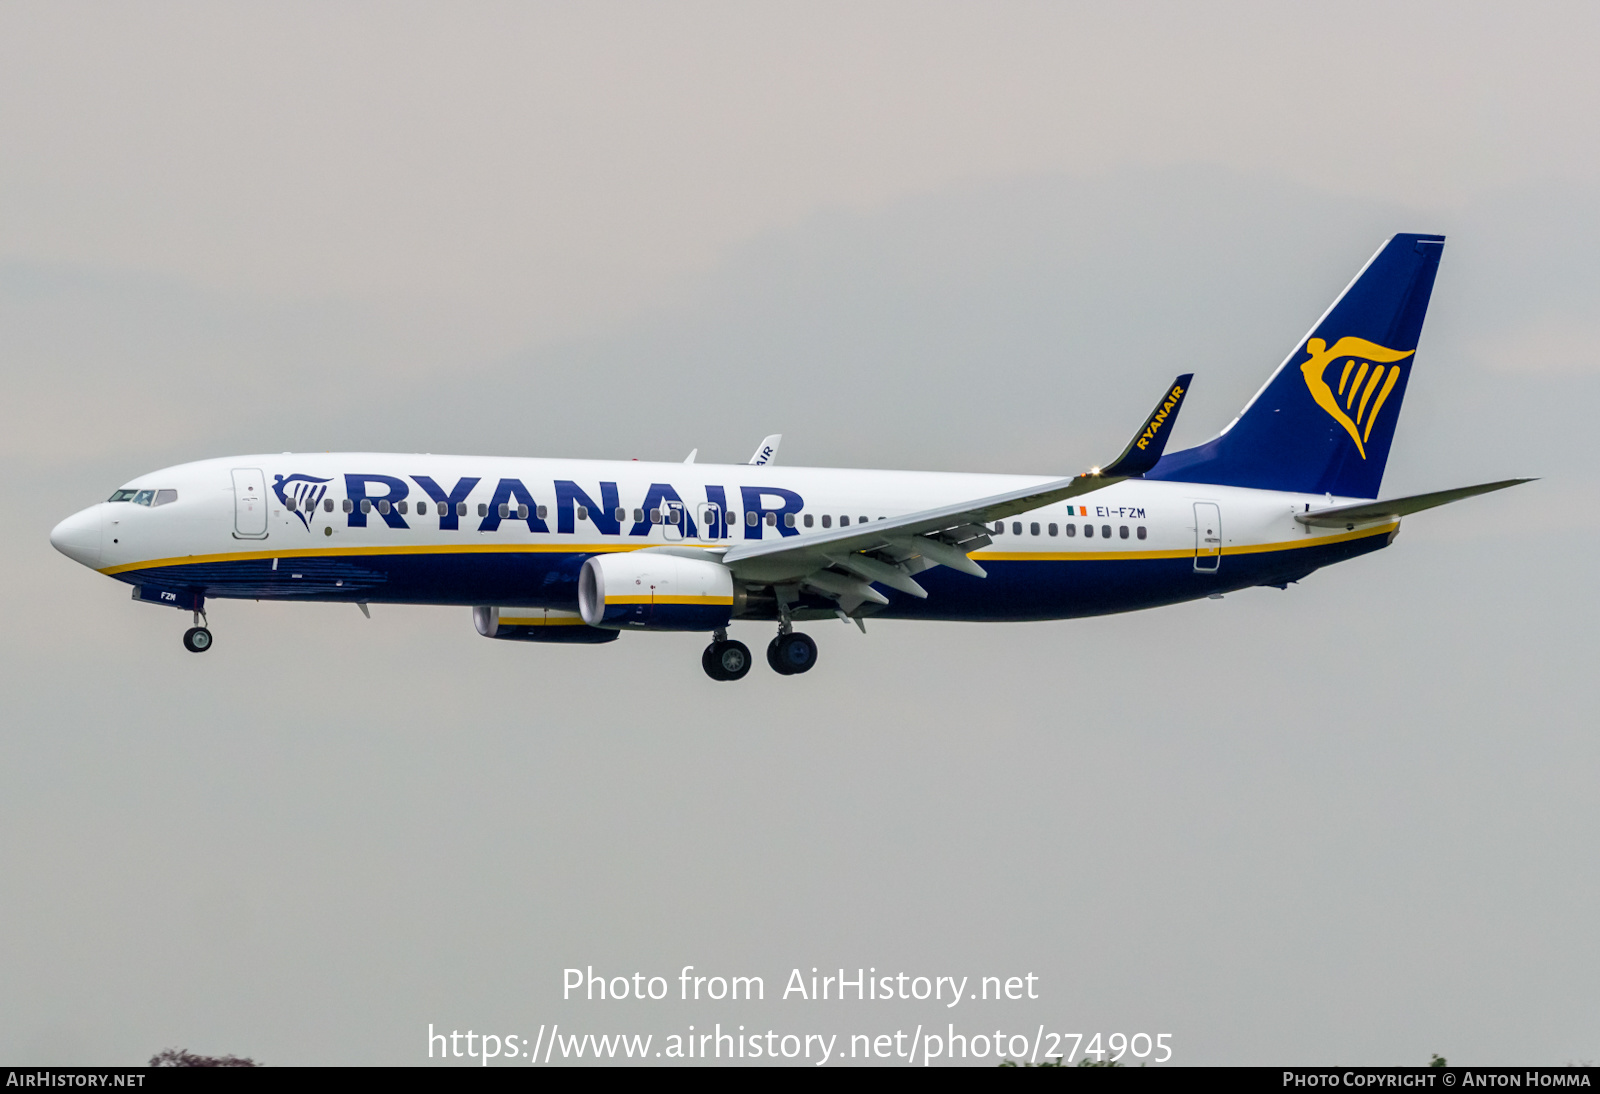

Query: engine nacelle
left=473, top=605, right=620, bottom=643
left=579, top=552, right=735, bottom=631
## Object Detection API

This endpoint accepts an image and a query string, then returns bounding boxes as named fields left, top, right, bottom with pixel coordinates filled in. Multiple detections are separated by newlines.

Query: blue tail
left=1147, top=233, right=1444, bottom=499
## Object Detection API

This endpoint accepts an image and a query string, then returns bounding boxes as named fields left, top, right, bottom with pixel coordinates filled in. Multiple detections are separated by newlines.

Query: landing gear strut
left=702, top=635, right=752, bottom=681
left=767, top=631, right=818, bottom=675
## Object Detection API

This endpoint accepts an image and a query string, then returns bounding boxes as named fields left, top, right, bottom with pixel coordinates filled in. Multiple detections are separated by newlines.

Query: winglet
left=1098, top=374, right=1193, bottom=478
left=748, top=434, right=781, bottom=466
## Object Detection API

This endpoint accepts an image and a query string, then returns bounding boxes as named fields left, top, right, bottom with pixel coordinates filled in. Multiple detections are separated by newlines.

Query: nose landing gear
left=182, top=610, right=212, bottom=653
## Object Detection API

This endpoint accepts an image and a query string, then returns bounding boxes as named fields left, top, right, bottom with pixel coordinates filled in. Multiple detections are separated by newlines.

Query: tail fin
left=1147, top=233, right=1444, bottom=498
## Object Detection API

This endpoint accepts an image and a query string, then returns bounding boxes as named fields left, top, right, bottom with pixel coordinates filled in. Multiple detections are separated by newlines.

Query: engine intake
left=579, top=552, right=735, bottom=631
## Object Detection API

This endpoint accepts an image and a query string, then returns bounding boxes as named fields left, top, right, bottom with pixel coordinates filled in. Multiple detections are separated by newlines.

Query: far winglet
left=1098, top=374, right=1193, bottom=478
left=748, top=435, right=781, bottom=466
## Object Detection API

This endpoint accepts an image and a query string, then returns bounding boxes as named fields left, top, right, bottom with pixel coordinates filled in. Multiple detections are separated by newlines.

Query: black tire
left=716, top=640, right=751, bottom=681
left=182, top=626, right=213, bottom=654
left=702, top=643, right=725, bottom=680
left=776, top=631, right=818, bottom=674
left=767, top=635, right=793, bottom=675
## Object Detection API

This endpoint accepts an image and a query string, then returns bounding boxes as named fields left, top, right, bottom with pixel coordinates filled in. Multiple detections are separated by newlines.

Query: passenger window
left=860, top=516, right=869, bottom=525
left=1137, top=526, right=1147, bottom=540
left=133, top=490, right=154, bottom=506
left=517, top=504, right=529, bottom=520
left=784, top=513, right=796, bottom=528
left=497, top=503, right=509, bottom=518
left=746, top=511, right=758, bottom=526
left=633, top=508, right=644, bottom=522
left=153, top=489, right=178, bottom=507
left=765, top=513, right=776, bottom=526
left=455, top=502, right=465, bottom=516
left=397, top=501, right=408, bottom=515
left=537, top=505, right=548, bottom=519
left=477, top=503, right=488, bottom=517
left=378, top=500, right=391, bottom=515
left=576, top=505, right=587, bottom=520
left=326, top=498, right=335, bottom=512
left=1084, top=524, right=1093, bottom=537
left=361, top=499, right=373, bottom=514
left=285, top=496, right=297, bottom=511
left=822, top=514, right=832, bottom=528
left=1065, top=523, right=1076, bottom=537
left=1012, top=522, right=1022, bottom=535
left=1102, top=525, right=1111, bottom=538
left=993, top=521, right=1003, bottom=533
left=651, top=510, right=663, bottom=524
left=343, top=499, right=354, bottom=513
left=1030, top=522, right=1040, bottom=536
left=614, top=507, right=626, bottom=522
left=1048, top=523, right=1057, bottom=536
left=841, top=515, right=850, bottom=527
left=1119, top=525, right=1129, bottom=539
left=804, top=513, right=814, bottom=528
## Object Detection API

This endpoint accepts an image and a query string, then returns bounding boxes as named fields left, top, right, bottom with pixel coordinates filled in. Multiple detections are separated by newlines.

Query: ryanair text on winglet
left=1134, top=384, right=1186, bottom=451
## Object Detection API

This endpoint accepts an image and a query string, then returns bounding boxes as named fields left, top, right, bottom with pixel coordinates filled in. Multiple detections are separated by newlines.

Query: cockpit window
left=108, top=488, right=176, bottom=505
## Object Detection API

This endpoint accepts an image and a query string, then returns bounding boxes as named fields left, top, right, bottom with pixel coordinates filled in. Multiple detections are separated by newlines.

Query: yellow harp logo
left=1299, top=337, right=1414, bottom=458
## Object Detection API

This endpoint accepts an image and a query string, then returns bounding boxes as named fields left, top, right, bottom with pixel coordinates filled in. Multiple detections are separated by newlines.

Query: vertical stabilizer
left=1147, top=233, right=1444, bottom=498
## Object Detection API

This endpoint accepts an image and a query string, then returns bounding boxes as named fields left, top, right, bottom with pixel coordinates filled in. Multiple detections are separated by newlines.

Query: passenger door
left=1193, top=502, right=1221, bottom=572
left=232, top=468, right=269, bottom=539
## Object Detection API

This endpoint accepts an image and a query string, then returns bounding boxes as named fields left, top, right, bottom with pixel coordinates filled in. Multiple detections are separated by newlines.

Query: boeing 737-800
left=50, top=233, right=1528, bottom=680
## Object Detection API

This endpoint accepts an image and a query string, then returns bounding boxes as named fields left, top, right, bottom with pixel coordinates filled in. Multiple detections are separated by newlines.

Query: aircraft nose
left=50, top=506, right=104, bottom=568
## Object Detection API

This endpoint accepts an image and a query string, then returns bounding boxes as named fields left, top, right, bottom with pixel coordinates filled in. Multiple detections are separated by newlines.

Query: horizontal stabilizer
left=1295, top=478, right=1534, bottom=527
left=1098, top=375, right=1193, bottom=478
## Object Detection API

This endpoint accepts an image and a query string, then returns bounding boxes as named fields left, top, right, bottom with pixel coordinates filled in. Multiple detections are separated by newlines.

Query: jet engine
left=472, top=605, right=619, bottom=643
left=578, top=552, right=737, bottom=631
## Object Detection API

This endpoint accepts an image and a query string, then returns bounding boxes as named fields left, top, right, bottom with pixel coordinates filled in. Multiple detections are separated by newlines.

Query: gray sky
left=2, top=2, right=1596, bottom=1066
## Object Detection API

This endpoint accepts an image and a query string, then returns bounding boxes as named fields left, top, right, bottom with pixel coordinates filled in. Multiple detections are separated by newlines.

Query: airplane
left=49, top=233, right=1529, bottom=681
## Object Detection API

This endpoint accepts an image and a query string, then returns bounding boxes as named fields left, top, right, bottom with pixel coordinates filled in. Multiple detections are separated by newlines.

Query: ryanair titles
left=273, top=473, right=805, bottom=540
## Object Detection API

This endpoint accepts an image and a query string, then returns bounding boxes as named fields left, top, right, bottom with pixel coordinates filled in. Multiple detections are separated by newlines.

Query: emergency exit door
left=1193, top=502, right=1221, bottom=572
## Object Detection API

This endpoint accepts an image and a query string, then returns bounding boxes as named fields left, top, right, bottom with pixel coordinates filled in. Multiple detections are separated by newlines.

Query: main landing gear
left=766, top=631, right=818, bottom=676
left=701, top=627, right=819, bottom=680
left=182, top=611, right=213, bottom=654
left=702, top=635, right=752, bottom=681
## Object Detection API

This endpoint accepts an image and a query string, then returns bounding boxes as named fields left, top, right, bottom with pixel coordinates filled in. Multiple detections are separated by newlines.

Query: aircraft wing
left=720, top=376, right=1193, bottom=611
left=1295, top=478, right=1534, bottom=527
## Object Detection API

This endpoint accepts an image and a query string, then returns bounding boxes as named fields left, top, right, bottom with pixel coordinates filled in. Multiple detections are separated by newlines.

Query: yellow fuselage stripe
left=100, top=522, right=1395, bottom=576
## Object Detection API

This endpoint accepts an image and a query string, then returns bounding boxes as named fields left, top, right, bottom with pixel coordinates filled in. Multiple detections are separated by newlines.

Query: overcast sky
left=2, top=2, right=1597, bottom=1066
